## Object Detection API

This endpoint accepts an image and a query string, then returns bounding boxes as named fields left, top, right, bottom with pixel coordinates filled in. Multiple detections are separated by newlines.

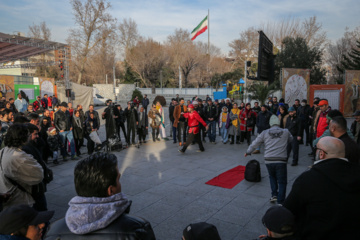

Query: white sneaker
left=270, top=196, right=277, bottom=203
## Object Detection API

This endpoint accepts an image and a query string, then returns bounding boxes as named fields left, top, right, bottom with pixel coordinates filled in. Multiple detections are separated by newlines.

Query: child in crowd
left=47, top=127, right=62, bottom=164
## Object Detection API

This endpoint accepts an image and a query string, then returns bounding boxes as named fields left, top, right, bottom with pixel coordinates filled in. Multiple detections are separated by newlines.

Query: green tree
left=338, top=40, right=360, bottom=73
left=247, top=82, right=277, bottom=105
left=275, top=37, right=326, bottom=85
left=211, top=68, right=244, bottom=90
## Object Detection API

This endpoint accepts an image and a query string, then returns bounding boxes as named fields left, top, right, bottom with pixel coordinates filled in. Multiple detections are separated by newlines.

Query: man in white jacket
left=0, top=124, right=43, bottom=209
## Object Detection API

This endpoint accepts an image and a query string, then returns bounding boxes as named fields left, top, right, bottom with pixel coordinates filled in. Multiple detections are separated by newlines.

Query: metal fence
left=137, top=88, right=220, bottom=96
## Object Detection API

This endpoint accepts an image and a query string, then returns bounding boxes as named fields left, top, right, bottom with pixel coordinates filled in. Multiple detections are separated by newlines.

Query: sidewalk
left=46, top=110, right=312, bottom=239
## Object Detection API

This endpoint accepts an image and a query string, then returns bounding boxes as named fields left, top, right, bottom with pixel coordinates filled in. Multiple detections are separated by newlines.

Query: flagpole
left=208, top=9, right=210, bottom=56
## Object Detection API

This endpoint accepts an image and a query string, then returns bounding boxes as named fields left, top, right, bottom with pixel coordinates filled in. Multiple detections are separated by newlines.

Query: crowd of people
left=0, top=91, right=359, bottom=239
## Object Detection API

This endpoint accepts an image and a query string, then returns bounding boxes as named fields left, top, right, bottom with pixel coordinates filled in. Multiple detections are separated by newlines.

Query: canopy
left=0, top=32, right=67, bottom=64
left=238, top=78, right=245, bottom=84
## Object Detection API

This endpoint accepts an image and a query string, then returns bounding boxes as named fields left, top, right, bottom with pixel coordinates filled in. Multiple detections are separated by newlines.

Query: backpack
left=245, top=159, right=261, bottom=182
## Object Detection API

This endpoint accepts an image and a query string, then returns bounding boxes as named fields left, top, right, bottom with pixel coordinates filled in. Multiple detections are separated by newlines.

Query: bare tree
left=67, top=0, right=116, bottom=84
left=325, top=26, right=360, bottom=83
left=118, top=18, right=140, bottom=57
left=126, top=38, right=168, bottom=92
left=28, top=21, right=51, bottom=41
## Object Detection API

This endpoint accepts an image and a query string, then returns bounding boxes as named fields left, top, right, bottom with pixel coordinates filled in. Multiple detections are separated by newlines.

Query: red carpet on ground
left=206, top=165, right=246, bottom=189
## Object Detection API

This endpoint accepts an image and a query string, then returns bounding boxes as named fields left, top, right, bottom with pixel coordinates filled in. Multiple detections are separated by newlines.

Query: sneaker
left=178, top=149, right=185, bottom=153
left=156, top=138, right=161, bottom=141
left=252, top=150, right=261, bottom=154
left=270, top=196, right=277, bottom=203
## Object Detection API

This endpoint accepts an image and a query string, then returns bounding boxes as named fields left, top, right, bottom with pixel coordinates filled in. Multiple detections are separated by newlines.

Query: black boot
left=236, top=136, right=240, bottom=144
left=152, top=133, right=156, bottom=142
left=230, top=135, right=234, bottom=144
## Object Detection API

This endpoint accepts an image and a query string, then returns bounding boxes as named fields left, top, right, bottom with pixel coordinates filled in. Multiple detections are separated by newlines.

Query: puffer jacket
left=0, top=147, right=43, bottom=209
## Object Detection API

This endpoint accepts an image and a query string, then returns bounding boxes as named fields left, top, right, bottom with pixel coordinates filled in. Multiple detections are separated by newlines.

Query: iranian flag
left=191, top=16, right=208, bottom=41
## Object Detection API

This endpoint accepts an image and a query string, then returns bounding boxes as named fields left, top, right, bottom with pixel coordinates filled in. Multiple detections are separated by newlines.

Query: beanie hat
left=47, top=127, right=56, bottom=134
left=270, top=115, right=280, bottom=127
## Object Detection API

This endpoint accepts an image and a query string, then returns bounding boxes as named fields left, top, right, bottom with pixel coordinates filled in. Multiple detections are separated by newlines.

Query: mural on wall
left=344, top=70, right=360, bottom=116
left=282, top=68, right=310, bottom=105
left=0, top=75, right=15, bottom=100
left=39, top=78, right=55, bottom=97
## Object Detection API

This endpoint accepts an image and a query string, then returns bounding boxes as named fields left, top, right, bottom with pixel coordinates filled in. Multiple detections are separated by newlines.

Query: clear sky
left=0, top=0, right=359, bottom=55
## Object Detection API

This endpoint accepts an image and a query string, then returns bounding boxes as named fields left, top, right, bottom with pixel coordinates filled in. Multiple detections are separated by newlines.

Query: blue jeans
left=220, top=122, right=228, bottom=142
left=59, top=131, right=75, bottom=157
left=206, top=121, right=216, bottom=142
left=266, top=163, right=287, bottom=204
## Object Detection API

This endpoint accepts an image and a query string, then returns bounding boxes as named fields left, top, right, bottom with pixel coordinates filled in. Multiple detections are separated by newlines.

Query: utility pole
left=113, top=65, right=116, bottom=102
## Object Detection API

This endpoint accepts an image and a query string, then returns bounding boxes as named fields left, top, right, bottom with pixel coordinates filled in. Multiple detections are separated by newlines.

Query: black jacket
left=297, top=104, right=311, bottom=125
left=339, top=133, right=360, bottom=165
left=85, top=110, right=100, bottom=127
left=285, top=115, right=303, bottom=137
left=103, top=106, right=120, bottom=139
left=204, top=104, right=218, bottom=121
left=116, top=109, right=126, bottom=124
left=124, top=108, right=138, bottom=126
left=54, top=110, right=72, bottom=132
left=169, top=104, right=176, bottom=122
left=283, top=158, right=360, bottom=240
left=45, top=214, right=156, bottom=240
left=72, top=117, right=84, bottom=140
left=256, top=110, right=272, bottom=134
left=350, top=120, right=360, bottom=144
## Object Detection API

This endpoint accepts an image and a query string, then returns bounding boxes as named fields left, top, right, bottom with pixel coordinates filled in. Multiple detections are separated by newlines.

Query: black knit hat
left=183, top=222, right=221, bottom=240
left=262, top=206, right=295, bottom=234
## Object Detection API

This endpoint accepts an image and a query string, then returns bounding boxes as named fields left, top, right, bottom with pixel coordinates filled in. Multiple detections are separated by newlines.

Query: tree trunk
left=151, top=82, right=156, bottom=94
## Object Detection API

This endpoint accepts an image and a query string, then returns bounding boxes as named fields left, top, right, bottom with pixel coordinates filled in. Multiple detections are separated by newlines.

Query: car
left=93, top=94, right=106, bottom=106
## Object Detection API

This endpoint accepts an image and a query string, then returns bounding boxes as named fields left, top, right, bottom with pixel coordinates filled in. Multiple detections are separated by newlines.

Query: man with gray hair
left=245, top=115, right=293, bottom=204
left=283, top=136, right=360, bottom=239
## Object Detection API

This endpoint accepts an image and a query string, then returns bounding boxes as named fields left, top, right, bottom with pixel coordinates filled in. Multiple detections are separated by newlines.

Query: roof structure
left=0, top=32, right=67, bottom=64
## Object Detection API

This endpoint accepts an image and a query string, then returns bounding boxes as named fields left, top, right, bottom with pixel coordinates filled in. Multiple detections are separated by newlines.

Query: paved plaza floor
left=45, top=105, right=314, bottom=240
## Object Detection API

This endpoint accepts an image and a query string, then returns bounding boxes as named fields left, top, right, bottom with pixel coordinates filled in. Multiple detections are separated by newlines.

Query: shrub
left=153, top=95, right=166, bottom=106
left=131, top=89, right=143, bottom=102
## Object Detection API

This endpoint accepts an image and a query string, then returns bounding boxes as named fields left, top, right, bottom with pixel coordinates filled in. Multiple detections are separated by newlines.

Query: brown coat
left=173, top=104, right=187, bottom=127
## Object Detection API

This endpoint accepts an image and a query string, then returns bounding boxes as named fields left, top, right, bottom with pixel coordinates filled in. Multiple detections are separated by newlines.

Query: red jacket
left=316, top=107, right=331, bottom=138
left=240, top=108, right=257, bottom=132
left=183, top=111, right=207, bottom=134
left=33, top=100, right=41, bottom=111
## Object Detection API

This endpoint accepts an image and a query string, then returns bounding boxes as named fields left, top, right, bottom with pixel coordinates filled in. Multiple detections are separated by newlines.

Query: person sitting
left=45, top=152, right=156, bottom=239
left=258, top=206, right=296, bottom=240
left=0, top=204, right=54, bottom=240
left=283, top=136, right=360, bottom=239
left=182, top=222, right=221, bottom=240
left=0, top=124, right=43, bottom=209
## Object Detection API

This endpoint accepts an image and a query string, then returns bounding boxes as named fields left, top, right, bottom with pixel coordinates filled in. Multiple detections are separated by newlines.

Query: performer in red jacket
left=179, top=104, right=208, bottom=153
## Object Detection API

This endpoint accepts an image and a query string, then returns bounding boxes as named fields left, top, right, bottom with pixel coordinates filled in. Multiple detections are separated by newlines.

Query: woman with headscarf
left=156, top=101, right=167, bottom=140
left=226, top=103, right=241, bottom=144
left=240, top=103, right=257, bottom=145
left=72, top=110, right=84, bottom=156
left=278, top=105, right=289, bottom=129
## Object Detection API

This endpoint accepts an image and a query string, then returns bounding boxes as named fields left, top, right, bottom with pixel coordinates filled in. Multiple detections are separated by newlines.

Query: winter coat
left=350, top=120, right=360, bottom=144
left=283, top=158, right=360, bottom=239
left=85, top=117, right=99, bottom=135
left=0, top=147, right=43, bottom=209
left=173, top=104, right=187, bottom=127
left=316, top=107, right=331, bottom=138
left=339, top=133, right=360, bottom=165
left=148, top=109, right=161, bottom=129
left=240, top=108, right=257, bottom=132
left=246, top=126, right=293, bottom=162
left=226, top=109, right=241, bottom=136
left=297, top=104, right=311, bottom=125
left=256, top=110, right=272, bottom=134
left=72, top=116, right=84, bottom=140
left=54, top=110, right=72, bottom=132
left=85, top=110, right=100, bottom=127
left=169, top=104, right=176, bottom=122
left=45, top=193, right=156, bottom=240
left=47, top=134, right=62, bottom=151
left=285, top=115, right=303, bottom=137
left=278, top=113, right=289, bottom=129
left=124, top=108, right=138, bottom=128
left=141, top=98, right=150, bottom=109
left=204, top=104, right=218, bottom=122
left=218, top=111, right=229, bottom=127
